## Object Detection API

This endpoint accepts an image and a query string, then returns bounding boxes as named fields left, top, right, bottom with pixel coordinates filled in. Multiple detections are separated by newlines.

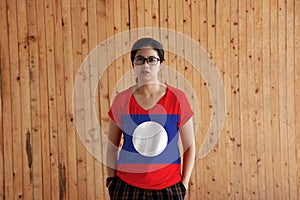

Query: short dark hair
left=131, top=38, right=165, bottom=63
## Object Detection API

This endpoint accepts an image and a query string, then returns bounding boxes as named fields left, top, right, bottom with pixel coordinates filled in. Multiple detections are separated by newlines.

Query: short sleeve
left=108, top=97, right=122, bottom=127
left=167, top=86, right=194, bottom=127
left=108, top=88, right=132, bottom=128
left=178, top=92, right=194, bottom=127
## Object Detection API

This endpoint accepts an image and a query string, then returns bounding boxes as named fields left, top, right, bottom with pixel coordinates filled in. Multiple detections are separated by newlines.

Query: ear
left=159, top=62, right=163, bottom=68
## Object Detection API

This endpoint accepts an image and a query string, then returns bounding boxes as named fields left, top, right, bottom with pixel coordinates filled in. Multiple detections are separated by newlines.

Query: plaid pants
left=107, top=177, right=186, bottom=200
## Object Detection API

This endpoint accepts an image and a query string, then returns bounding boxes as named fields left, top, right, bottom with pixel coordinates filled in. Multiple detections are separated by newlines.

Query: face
left=133, top=47, right=161, bottom=83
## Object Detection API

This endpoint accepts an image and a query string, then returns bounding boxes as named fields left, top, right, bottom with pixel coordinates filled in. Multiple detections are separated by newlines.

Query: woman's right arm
left=106, top=119, right=122, bottom=177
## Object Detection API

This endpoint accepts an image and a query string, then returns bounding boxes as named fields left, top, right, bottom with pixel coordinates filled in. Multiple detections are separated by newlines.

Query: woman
left=106, top=38, right=195, bottom=200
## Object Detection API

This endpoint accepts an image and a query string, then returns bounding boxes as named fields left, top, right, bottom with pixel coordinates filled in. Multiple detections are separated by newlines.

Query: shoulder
left=167, top=85, right=187, bottom=98
left=112, top=87, right=133, bottom=101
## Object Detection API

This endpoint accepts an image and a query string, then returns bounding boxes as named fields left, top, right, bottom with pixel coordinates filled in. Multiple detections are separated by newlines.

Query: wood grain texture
left=0, top=0, right=299, bottom=199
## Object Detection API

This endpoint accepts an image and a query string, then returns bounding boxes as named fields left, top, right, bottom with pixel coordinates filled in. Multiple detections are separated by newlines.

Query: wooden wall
left=1, top=0, right=300, bottom=199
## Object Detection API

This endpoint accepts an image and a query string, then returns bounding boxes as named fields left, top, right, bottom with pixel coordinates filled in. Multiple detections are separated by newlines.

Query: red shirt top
left=108, top=85, right=194, bottom=189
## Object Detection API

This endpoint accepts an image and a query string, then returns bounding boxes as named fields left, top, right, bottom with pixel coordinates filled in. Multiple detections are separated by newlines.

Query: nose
left=143, top=62, right=150, bottom=68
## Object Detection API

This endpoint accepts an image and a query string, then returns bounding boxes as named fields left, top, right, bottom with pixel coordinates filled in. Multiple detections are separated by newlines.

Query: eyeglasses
left=133, top=56, right=160, bottom=65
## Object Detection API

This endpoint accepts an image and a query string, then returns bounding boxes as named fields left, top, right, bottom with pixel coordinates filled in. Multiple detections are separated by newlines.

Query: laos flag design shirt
left=108, top=85, right=194, bottom=189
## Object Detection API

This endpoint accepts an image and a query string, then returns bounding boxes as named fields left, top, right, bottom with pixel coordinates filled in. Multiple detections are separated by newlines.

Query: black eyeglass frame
left=133, top=56, right=160, bottom=65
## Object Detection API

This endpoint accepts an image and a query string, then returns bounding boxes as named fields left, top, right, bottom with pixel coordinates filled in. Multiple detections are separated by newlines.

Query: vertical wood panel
left=35, top=0, right=52, bottom=199
left=17, top=0, right=34, bottom=198
left=62, top=0, right=77, bottom=199
left=7, top=0, right=24, bottom=199
left=262, top=0, right=274, bottom=199
left=191, top=0, right=201, bottom=198
left=78, top=0, right=88, bottom=199
left=215, top=0, right=227, bottom=198
left=2, top=0, right=14, bottom=198
left=238, top=0, right=249, bottom=198
left=278, top=0, right=289, bottom=199
left=0, top=0, right=6, bottom=197
left=222, top=0, right=233, bottom=198
left=286, top=0, right=297, bottom=199
left=198, top=1, right=208, bottom=199
left=70, top=1, right=83, bottom=200
left=97, top=0, right=109, bottom=199
left=270, top=0, right=281, bottom=198
left=253, top=0, right=265, bottom=199
left=205, top=0, right=218, bottom=198
left=27, top=0, right=44, bottom=198
left=53, top=0, right=70, bottom=199
left=0, top=1, right=7, bottom=199
left=295, top=0, right=300, bottom=198
left=44, top=0, right=60, bottom=198
left=86, top=0, right=97, bottom=199
left=229, top=0, right=243, bottom=198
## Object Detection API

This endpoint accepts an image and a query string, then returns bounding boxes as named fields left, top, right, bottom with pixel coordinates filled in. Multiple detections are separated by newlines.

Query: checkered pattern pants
left=107, top=176, right=186, bottom=200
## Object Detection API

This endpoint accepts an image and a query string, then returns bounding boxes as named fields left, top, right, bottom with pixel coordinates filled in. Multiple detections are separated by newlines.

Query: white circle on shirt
left=132, top=121, right=168, bottom=157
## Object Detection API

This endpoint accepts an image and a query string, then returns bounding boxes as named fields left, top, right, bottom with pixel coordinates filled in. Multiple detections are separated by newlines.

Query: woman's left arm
left=179, top=118, right=196, bottom=189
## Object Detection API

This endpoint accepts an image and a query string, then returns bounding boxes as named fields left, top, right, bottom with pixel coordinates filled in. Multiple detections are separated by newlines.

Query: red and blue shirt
left=108, top=85, right=194, bottom=189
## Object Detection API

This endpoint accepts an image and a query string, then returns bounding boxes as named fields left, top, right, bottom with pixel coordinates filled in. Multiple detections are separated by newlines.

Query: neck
left=135, top=82, right=164, bottom=95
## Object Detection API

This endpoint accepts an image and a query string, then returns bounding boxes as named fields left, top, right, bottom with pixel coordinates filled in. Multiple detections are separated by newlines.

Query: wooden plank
left=204, top=0, right=219, bottom=198
left=6, top=0, right=24, bottom=199
left=128, top=0, right=138, bottom=86
left=191, top=0, right=201, bottom=198
left=238, top=0, right=249, bottom=198
left=53, top=0, right=70, bottom=199
left=215, top=0, right=227, bottom=198
left=0, top=1, right=7, bottom=198
left=198, top=0, right=208, bottom=198
left=270, top=0, right=281, bottom=198
left=159, top=0, right=169, bottom=84
left=121, top=0, right=132, bottom=89
left=1, top=0, right=14, bottom=198
left=94, top=0, right=105, bottom=199
left=105, top=0, right=116, bottom=101
left=61, top=0, right=78, bottom=199
left=222, top=1, right=233, bottom=197
left=77, top=0, right=89, bottom=199
left=44, top=0, right=60, bottom=198
left=151, top=0, right=159, bottom=38
left=253, top=0, right=266, bottom=198
left=35, top=0, right=51, bottom=199
left=144, top=0, right=152, bottom=36
left=246, top=0, right=260, bottom=198
left=183, top=0, right=193, bottom=92
left=87, top=0, right=98, bottom=199
left=113, top=0, right=124, bottom=91
left=230, top=0, right=243, bottom=198
left=262, top=0, right=274, bottom=199
left=16, top=0, right=34, bottom=198
left=286, top=0, right=297, bottom=198
left=104, top=10, right=118, bottom=199
left=27, top=0, right=44, bottom=198
left=129, top=0, right=138, bottom=38
left=222, top=0, right=235, bottom=198
left=278, top=0, right=289, bottom=198
left=0, top=2, right=4, bottom=198
left=136, top=0, right=145, bottom=36
left=294, top=0, right=300, bottom=197
left=70, top=1, right=83, bottom=200
left=96, top=0, right=109, bottom=199
left=182, top=0, right=194, bottom=198
left=175, top=0, right=184, bottom=89
left=86, top=0, right=97, bottom=199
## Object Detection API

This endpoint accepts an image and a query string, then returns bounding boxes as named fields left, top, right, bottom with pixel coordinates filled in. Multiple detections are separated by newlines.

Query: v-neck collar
left=130, top=85, right=169, bottom=112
